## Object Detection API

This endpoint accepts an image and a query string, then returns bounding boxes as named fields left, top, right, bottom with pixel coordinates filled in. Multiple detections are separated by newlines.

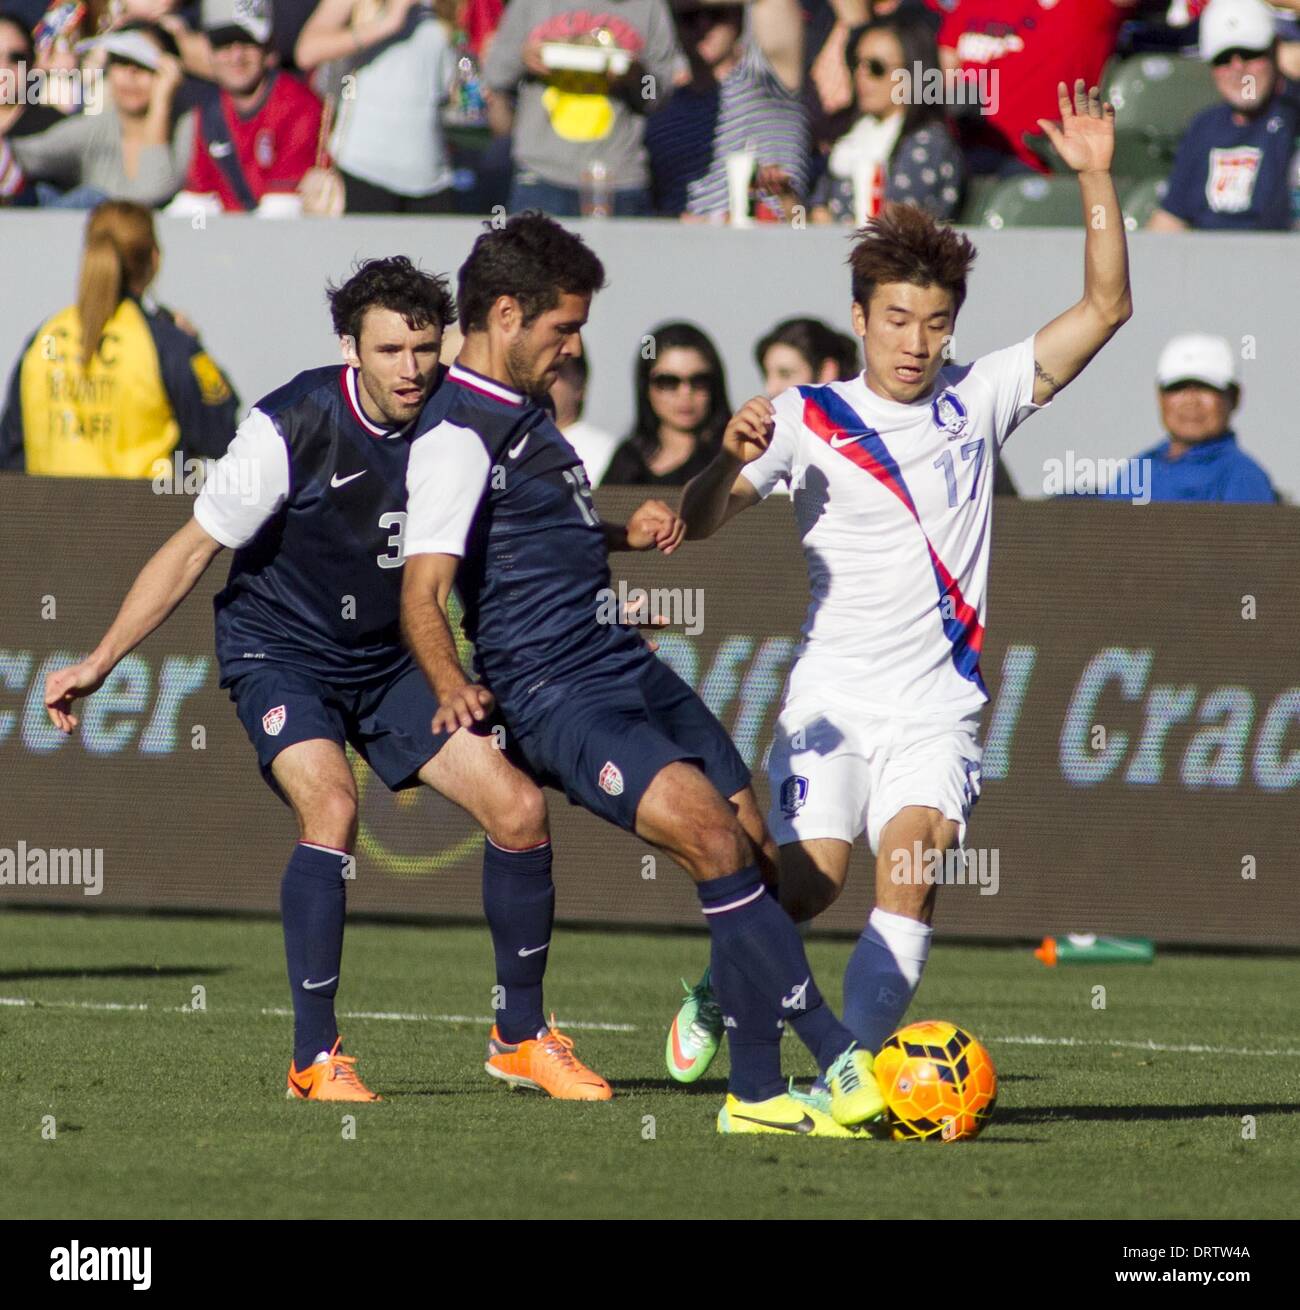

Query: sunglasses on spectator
left=1211, top=46, right=1271, bottom=67
left=850, top=55, right=893, bottom=78
left=0, top=47, right=29, bottom=62
left=650, top=372, right=713, bottom=393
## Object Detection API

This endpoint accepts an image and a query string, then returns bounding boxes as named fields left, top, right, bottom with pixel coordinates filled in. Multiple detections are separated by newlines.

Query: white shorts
left=765, top=690, right=983, bottom=855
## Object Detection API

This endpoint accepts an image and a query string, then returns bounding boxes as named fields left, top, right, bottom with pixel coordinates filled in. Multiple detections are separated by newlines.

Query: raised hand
left=1036, top=79, right=1115, bottom=175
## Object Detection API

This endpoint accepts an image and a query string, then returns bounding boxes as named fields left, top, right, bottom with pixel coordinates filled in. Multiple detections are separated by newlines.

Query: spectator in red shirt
left=175, top=0, right=323, bottom=213
left=937, top=0, right=1138, bottom=175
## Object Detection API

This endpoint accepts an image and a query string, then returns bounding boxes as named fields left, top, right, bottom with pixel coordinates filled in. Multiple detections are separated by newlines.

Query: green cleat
left=825, top=1045, right=887, bottom=1127
left=666, top=969, right=724, bottom=1083
left=717, top=1089, right=867, bottom=1138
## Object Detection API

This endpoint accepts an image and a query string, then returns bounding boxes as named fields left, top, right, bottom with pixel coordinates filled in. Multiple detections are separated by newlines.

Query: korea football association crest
left=780, top=775, right=809, bottom=818
left=932, top=389, right=968, bottom=438
left=262, top=704, right=287, bottom=737
left=598, top=760, right=624, bottom=796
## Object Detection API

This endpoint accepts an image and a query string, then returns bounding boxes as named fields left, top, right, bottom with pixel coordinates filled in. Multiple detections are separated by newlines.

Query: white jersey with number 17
left=741, top=335, right=1045, bottom=722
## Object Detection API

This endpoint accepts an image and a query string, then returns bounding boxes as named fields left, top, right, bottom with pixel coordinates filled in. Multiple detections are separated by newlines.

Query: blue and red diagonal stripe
left=799, top=386, right=986, bottom=693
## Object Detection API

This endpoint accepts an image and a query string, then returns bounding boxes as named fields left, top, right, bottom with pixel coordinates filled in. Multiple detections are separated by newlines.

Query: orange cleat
left=286, top=1038, right=382, bottom=1102
left=485, top=1015, right=613, bottom=1101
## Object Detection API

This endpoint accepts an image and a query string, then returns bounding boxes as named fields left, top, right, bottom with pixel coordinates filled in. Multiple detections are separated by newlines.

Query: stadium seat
left=957, top=175, right=1003, bottom=226
left=1119, top=175, right=1170, bottom=230
left=1104, top=54, right=1221, bottom=177
left=977, top=175, right=1083, bottom=228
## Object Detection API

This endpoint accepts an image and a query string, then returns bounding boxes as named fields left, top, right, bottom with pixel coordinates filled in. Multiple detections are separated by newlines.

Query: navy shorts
left=228, top=659, right=453, bottom=799
left=510, top=656, right=750, bottom=832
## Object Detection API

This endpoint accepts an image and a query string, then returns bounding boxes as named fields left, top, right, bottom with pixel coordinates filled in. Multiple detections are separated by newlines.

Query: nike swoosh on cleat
left=330, top=470, right=366, bottom=488
left=516, top=943, right=549, bottom=957
left=669, top=1019, right=695, bottom=1072
left=302, top=976, right=338, bottom=990
left=731, top=1111, right=816, bottom=1133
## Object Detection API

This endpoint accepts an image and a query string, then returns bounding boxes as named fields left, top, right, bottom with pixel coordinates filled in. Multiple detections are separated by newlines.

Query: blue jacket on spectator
left=1114, top=431, right=1277, bottom=503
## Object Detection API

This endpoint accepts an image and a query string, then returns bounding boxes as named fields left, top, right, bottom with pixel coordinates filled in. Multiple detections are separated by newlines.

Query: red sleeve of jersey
left=268, top=78, right=324, bottom=189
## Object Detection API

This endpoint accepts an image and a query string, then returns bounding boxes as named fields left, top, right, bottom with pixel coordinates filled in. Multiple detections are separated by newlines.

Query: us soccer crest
left=598, top=761, right=624, bottom=796
left=262, top=704, right=287, bottom=737
left=780, top=775, right=809, bottom=817
left=932, top=389, right=968, bottom=438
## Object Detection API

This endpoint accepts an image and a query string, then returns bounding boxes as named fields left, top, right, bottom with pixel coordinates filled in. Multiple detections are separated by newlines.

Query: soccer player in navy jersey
left=44, top=257, right=613, bottom=1103
left=400, top=213, right=887, bottom=1137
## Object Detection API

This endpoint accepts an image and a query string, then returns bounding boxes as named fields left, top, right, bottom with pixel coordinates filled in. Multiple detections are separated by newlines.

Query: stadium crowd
left=0, top=0, right=1288, bottom=497
left=0, top=0, right=1296, bottom=223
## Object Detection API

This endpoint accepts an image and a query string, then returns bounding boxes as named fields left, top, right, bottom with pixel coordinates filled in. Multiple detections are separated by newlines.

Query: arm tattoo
left=1034, top=359, right=1062, bottom=396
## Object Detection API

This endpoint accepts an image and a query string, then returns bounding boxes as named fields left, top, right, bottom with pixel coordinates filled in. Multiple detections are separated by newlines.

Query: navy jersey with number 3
left=196, top=364, right=425, bottom=688
left=404, top=363, right=648, bottom=711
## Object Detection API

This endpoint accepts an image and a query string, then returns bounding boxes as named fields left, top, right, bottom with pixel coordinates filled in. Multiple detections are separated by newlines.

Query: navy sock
left=482, top=837, right=554, bottom=1044
left=709, top=937, right=784, bottom=1102
left=697, top=865, right=853, bottom=1074
left=281, top=842, right=349, bottom=1069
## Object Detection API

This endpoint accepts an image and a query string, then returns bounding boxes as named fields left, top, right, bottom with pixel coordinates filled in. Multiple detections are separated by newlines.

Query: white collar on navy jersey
left=343, top=365, right=408, bottom=439
left=448, top=361, right=526, bottom=407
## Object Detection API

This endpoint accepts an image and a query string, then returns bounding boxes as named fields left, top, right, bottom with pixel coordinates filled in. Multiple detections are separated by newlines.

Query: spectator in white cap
left=1149, top=0, right=1299, bottom=231
left=1089, top=334, right=1276, bottom=501
left=4, top=22, right=194, bottom=207
left=170, top=0, right=323, bottom=213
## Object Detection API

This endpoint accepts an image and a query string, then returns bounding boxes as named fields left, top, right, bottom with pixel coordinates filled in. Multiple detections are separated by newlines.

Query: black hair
left=326, top=256, right=456, bottom=343
left=627, top=321, right=731, bottom=457
left=0, top=11, right=35, bottom=62
left=457, top=211, right=607, bottom=333
left=754, top=316, right=859, bottom=379
left=845, top=14, right=949, bottom=141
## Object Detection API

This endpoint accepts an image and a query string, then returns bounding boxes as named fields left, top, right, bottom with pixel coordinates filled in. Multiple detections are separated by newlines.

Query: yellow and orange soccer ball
left=874, top=1020, right=998, bottom=1142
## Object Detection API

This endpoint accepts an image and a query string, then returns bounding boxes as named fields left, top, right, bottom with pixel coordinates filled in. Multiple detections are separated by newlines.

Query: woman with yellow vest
left=0, top=200, right=239, bottom=475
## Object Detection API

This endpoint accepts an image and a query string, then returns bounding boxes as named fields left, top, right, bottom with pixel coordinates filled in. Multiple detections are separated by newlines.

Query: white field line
left=0, top=995, right=635, bottom=1033
left=989, top=1033, right=1300, bottom=1058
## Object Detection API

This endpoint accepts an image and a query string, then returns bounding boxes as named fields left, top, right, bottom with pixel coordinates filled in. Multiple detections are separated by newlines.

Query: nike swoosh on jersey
left=302, top=975, right=339, bottom=990
left=330, top=470, right=366, bottom=488
left=517, top=943, right=549, bottom=957
left=828, top=432, right=866, bottom=449
left=507, top=433, right=530, bottom=459
left=731, top=1110, right=816, bottom=1133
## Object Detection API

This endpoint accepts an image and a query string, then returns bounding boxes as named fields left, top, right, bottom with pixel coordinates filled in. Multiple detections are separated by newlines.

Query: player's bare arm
left=44, top=516, right=225, bottom=733
left=1030, top=80, right=1134, bottom=407
left=678, top=397, right=771, bottom=540
left=602, top=499, right=687, bottom=555
left=400, top=551, right=495, bottom=733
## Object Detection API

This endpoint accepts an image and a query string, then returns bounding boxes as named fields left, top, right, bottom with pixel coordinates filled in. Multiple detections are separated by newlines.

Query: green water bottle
left=1035, top=934, right=1155, bottom=966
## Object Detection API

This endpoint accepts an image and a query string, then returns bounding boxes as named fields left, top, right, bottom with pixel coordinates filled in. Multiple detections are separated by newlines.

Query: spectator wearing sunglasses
left=604, top=321, right=731, bottom=486
left=170, top=0, right=322, bottom=214
left=809, top=15, right=962, bottom=224
left=5, top=23, right=194, bottom=207
left=1150, top=0, right=1299, bottom=231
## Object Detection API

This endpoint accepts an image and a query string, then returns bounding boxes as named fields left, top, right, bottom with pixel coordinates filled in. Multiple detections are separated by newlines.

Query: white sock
left=842, top=907, right=933, bottom=1052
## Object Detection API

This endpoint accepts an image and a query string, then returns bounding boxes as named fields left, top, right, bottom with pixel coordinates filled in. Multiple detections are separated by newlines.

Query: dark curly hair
left=326, top=256, right=456, bottom=344
left=457, top=212, right=607, bottom=333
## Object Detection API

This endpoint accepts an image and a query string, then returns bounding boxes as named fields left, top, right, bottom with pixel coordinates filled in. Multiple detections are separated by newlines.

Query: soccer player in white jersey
left=665, top=81, right=1133, bottom=1090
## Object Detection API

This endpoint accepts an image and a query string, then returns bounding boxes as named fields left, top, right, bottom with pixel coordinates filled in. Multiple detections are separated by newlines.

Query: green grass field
left=2, top=909, right=1297, bottom=1220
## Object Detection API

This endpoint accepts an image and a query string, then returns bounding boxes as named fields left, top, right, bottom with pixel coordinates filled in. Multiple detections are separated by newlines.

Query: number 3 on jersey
left=933, top=439, right=986, bottom=508
left=377, top=511, right=407, bottom=568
